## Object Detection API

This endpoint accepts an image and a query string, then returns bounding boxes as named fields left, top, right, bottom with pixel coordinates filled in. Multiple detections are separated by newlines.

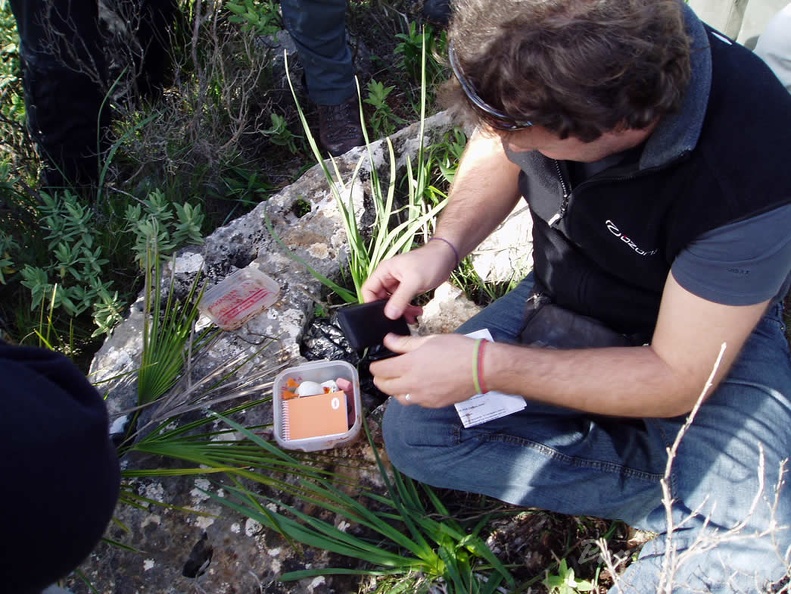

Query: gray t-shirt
left=672, top=203, right=791, bottom=305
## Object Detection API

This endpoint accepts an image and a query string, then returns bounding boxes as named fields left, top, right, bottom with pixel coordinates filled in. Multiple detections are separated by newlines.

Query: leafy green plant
left=394, top=21, right=448, bottom=88
left=124, top=189, right=205, bottom=266
left=364, top=79, right=405, bottom=137
left=225, top=0, right=282, bottom=36
left=542, top=558, right=596, bottom=594
left=0, top=233, right=17, bottom=284
left=0, top=8, right=31, bottom=173
left=122, top=409, right=321, bottom=492
left=0, top=166, right=30, bottom=288
left=135, top=246, right=207, bottom=408
left=429, top=126, right=468, bottom=185
left=215, top=164, right=275, bottom=208
left=261, top=112, right=302, bottom=154
left=3, top=183, right=204, bottom=340
left=17, top=191, right=124, bottom=335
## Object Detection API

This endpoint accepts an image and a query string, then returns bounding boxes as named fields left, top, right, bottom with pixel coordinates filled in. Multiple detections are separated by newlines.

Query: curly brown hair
left=441, top=0, right=692, bottom=141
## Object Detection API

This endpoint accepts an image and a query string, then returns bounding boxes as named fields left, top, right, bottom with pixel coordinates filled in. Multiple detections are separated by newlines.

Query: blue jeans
left=280, top=0, right=356, bottom=105
left=383, top=274, right=791, bottom=592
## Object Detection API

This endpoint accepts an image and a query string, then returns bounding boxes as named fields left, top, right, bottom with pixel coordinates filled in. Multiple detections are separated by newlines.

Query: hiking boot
left=317, top=96, right=364, bottom=157
left=422, top=0, right=452, bottom=27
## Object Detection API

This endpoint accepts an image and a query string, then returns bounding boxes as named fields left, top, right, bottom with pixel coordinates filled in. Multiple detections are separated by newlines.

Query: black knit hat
left=0, top=342, right=120, bottom=593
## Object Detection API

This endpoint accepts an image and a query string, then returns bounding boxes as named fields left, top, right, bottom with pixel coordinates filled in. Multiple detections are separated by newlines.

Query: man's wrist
left=428, top=236, right=461, bottom=268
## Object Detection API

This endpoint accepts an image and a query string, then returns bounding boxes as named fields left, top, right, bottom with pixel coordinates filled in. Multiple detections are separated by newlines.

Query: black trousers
left=9, top=0, right=178, bottom=188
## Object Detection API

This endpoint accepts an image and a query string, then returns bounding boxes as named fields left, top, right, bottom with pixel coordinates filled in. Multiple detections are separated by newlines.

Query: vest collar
left=639, top=4, right=712, bottom=170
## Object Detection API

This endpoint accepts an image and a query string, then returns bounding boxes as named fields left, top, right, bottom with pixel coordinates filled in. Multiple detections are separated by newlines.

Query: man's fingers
left=383, top=285, right=418, bottom=319
left=382, top=332, right=425, bottom=353
left=361, top=276, right=393, bottom=303
left=400, top=303, right=424, bottom=324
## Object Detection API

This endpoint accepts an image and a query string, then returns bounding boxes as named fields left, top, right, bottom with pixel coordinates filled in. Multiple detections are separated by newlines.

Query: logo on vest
left=605, top=220, right=658, bottom=257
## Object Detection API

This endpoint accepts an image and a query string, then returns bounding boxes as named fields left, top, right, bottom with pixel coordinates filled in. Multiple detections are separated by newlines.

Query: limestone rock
left=418, top=282, right=481, bottom=335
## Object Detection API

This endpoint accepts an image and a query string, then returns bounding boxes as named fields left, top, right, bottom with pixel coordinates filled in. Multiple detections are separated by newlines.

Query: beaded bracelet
left=428, top=236, right=461, bottom=268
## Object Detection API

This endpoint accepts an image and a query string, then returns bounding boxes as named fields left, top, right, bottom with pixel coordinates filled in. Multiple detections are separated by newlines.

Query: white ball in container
left=295, top=380, right=324, bottom=396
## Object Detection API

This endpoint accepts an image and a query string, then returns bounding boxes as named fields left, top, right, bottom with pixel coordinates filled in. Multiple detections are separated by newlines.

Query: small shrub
left=124, top=189, right=205, bottom=266
left=17, top=191, right=123, bottom=334
left=225, top=0, right=282, bottom=36
left=364, top=78, right=406, bottom=137
left=394, top=21, right=448, bottom=89
left=261, top=112, right=303, bottom=154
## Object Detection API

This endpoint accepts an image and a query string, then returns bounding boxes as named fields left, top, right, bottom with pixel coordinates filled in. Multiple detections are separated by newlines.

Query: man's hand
left=362, top=129, right=523, bottom=321
left=369, top=333, right=480, bottom=407
left=361, top=241, right=457, bottom=321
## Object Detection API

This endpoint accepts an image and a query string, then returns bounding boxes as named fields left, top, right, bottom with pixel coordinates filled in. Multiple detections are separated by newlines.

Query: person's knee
left=382, top=401, right=460, bottom=483
left=382, top=401, right=423, bottom=478
left=614, top=523, right=789, bottom=593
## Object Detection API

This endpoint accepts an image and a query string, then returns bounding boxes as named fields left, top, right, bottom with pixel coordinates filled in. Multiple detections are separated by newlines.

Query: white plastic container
left=199, top=267, right=280, bottom=330
left=273, top=360, right=362, bottom=452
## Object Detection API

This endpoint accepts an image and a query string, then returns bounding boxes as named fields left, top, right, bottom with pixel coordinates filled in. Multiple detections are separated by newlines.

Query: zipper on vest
left=548, top=160, right=570, bottom=227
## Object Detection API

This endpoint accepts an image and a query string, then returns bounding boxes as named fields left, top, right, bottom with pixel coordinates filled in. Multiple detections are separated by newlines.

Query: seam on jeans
left=766, top=315, right=787, bottom=335
left=644, top=417, right=679, bottom=496
left=464, top=427, right=664, bottom=483
left=761, top=302, right=788, bottom=337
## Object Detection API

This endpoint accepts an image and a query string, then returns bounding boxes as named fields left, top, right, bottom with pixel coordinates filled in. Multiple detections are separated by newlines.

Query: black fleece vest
left=517, top=30, right=791, bottom=342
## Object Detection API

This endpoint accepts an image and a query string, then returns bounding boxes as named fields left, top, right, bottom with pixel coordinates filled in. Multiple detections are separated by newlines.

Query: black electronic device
left=336, top=300, right=410, bottom=361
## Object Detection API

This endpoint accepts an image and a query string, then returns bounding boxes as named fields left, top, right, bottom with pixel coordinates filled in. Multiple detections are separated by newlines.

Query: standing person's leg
left=383, top=293, right=791, bottom=591
left=280, top=0, right=354, bottom=105
left=9, top=0, right=110, bottom=189
left=280, top=0, right=363, bottom=156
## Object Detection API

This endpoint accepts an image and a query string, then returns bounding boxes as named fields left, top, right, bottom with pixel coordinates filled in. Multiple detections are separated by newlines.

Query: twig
left=658, top=342, right=727, bottom=592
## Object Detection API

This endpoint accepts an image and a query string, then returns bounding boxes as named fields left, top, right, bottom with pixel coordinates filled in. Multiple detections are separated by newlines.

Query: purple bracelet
left=429, top=237, right=461, bottom=268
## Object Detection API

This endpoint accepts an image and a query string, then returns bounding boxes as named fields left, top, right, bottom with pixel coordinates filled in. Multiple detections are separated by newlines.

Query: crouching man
left=363, top=0, right=791, bottom=590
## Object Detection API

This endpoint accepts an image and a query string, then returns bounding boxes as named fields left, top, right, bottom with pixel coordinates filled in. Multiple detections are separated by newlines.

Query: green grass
left=204, top=421, right=516, bottom=593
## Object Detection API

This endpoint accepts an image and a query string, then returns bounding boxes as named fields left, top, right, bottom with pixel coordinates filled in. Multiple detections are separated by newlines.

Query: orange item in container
left=281, top=390, right=349, bottom=440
